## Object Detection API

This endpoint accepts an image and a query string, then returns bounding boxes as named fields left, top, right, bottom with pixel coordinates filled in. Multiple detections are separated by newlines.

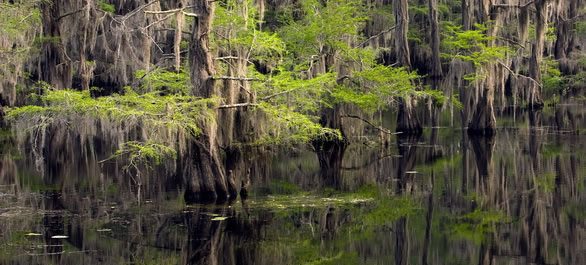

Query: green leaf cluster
left=134, top=68, right=190, bottom=95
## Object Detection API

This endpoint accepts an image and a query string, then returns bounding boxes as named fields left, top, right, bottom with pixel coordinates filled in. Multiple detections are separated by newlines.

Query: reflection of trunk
left=315, top=140, right=347, bottom=189
left=528, top=0, right=547, bottom=108
left=42, top=191, right=65, bottom=262
left=421, top=188, right=433, bottom=265
left=528, top=109, right=542, bottom=129
left=183, top=206, right=262, bottom=265
left=394, top=217, right=409, bottom=265
left=396, top=135, right=419, bottom=194
left=469, top=135, right=495, bottom=179
left=185, top=0, right=236, bottom=202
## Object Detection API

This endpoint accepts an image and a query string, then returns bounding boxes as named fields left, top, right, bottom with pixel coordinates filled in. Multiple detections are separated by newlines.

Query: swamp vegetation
left=0, top=0, right=585, bottom=264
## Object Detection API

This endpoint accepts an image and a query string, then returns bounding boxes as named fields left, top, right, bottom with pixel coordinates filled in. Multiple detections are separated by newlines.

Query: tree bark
left=393, top=0, right=421, bottom=135
left=428, top=0, right=442, bottom=80
left=468, top=77, right=497, bottom=136
left=185, top=0, right=237, bottom=202
left=462, top=0, right=474, bottom=30
left=39, top=0, right=72, bottom=89
left=528, top=0, right=548, bottom=108
left=394, top=0, right=411, bottom=68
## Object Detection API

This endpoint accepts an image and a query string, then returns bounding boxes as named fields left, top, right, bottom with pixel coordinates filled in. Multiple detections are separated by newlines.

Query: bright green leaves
left=7, top=89, right=217, bottom=138
left=0, top=2, right=41, bottom=40
left=442, top=23, right=509, bottom=68
left=279, top=0, right=368, bottom=61
left=213, top=0, right=285, bottom=66
left=256, top=102, right=342, bottom=146
left=332, top=66, right=419, bottom=113
left=97, top=0, right=116, bottom=13
left=134, top=68, right=190, bottom=95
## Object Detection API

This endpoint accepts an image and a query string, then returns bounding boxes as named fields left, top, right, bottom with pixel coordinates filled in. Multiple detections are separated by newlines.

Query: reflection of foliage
left=448, top=209, right=509, bottom=244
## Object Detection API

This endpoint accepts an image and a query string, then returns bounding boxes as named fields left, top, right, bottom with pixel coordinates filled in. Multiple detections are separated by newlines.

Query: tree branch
left=497, top=61, right=542, bottom=88
left=358, top=26, right=396, bottom=47
left=217, top=103, right=259, bottom=109
left=212, top=76, right=262, bottom=81
left=341, top=115, right=400, bottom=135
left=492, top=0, right=535, bottom=9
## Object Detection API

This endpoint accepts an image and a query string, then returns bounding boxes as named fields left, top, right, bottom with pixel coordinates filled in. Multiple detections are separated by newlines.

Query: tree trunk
left=39, top=1, right=72, bottom=89
left=393, top=0, right=420, bottom=134
left=0, top=101, right=4, bottom=127
left=394, top=0, right=411, bottom=68
left=554, top=0, right=579, bottom=74
left=528, top=0, right=548, bottom=108
left=396, top=97, right=422, bottom=134
left=468, top=81, right=496, bottom=136
left=428, top=0, right=442, bottom=80
left=185, top=0, right=237, bottom=202
left=461, top=0, right=474, bottom=30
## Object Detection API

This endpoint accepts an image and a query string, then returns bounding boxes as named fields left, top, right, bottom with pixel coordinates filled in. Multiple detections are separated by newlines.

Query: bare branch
left=341, top=115, right=400, bottom=135
left=212, top=76, right=262, bottom=81
left=56, top=8, right=84, bottom=21
left=497, top=61, right=542, bottom=88
left=217, top=103, right=259, bottom=109
left=492, top=0, right=535, bottom=9
left=358, top=26, right=396, bottom=48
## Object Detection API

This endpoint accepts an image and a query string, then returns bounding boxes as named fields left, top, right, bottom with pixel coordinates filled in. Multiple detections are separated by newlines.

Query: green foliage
left=135, top=68, right=190, bottom=95
left=97, top=0, right=116, bottom=13
left=333, top=65, right=420, bottom=113
left=107, top=141, right=177, bottom=174
left=256, top=102, right=342, bottom=145
left=442, top=24, right=509, bottom=68
left=363, top=197, right=420, bottom=226
left=7, top=89, right=217, bottom=141
left=542, top=57, right=564, bottom=94
left=278, top=0, right=367, bottom=61
left=0, top=2, right=41, bottom=39
left=213, top=0, right=286, bottom=65
left=449, top=209, right=509, bottom=244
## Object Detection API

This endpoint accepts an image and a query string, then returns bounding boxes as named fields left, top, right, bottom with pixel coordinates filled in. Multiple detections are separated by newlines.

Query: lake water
left=0, top=102, right=585, bottom=265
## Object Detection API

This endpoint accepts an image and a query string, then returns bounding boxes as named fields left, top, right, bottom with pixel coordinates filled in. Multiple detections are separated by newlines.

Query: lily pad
left=51, top=235, right=68, bottom=239
left=211, top=216, right=229, bottom=221
left=25, top=232, right=42, bottom=236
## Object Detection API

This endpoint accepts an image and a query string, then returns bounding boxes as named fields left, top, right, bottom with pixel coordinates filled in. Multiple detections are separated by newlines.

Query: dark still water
left=1, top=105, right=585, bottom=265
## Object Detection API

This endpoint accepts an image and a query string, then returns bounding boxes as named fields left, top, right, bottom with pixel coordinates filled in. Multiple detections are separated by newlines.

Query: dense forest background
left=0, top=0, right=585, bottom=202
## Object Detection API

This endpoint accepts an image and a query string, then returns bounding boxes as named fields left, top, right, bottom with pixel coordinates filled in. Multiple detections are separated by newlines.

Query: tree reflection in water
left=0, top=105, right=585, bottom=264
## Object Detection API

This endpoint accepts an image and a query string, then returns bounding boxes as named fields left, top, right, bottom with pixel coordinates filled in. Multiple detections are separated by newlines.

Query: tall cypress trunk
left=461, top=0, right=474, bottom=30
left=394, top=0, right=421, bottom=134
left=39, top=1, right=72, bottom=89
left=186, top=0, right=237, bottom=202
left=428, top=0, right=441, bottom=80
left=528, top=0, right=548, bottom=108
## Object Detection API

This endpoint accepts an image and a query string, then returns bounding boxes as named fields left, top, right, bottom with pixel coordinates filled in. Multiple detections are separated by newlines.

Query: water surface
left=0, top=104, right=585, bottom=265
